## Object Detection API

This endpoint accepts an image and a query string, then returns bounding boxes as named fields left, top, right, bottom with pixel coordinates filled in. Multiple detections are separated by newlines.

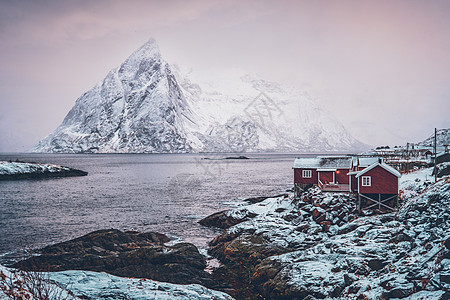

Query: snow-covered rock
left=435, top=162, right=450, bottom=178
left=0, top=264, right=76, bottom=300
left=49, top=270, right=234, bottom=300
left=0, top=161, right=87, bottom=180
left=0, top=265, right=234, bottom=300
left=33, top=39, right=365, bottom=153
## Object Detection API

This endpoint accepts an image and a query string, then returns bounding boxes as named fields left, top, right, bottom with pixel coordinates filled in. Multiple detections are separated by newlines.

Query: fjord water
left=0, top=153, right=301, bottom=263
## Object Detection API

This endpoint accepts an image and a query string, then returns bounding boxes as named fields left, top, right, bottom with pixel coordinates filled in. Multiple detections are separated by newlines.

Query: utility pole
left=406, top=142, right=410, bottom=172
left=434, top=128, right=437, bottom=182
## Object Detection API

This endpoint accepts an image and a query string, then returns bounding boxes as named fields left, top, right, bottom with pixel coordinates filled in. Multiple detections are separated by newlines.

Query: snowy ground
left=0, top=265, right=234, bottom=300
left=399, top=167, right=435, bottom=201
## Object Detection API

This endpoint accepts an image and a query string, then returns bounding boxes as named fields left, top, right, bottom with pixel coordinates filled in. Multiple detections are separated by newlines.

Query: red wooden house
left=348, top=157, right=381, bottom=192
left=354, top=160, right=401, bottom=212
left=294, top=156, right=402, bottom=212
left=293, top=156, right=353, bottom=192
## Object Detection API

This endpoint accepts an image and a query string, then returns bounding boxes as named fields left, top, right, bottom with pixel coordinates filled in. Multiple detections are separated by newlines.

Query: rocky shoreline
left=200, top=168, right=449, bottom=299
left=12, top=229, right=215, bottom=288
left=6, top=168, right=450, bottom=299
left=0, top=161, right=88, bottom=180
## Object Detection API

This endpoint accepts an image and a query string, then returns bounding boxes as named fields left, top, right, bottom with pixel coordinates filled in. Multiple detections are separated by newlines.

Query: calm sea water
left=0, top=152, right=310, bottom=264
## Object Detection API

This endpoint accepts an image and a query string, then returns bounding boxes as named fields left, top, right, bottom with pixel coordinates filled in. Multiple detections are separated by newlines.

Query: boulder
left=445, top=237, right=450, bottom=250
left=384, top=282, right=414, bottom=298
left=13, top=229, right=213, bottom=286
left=199, top=210, right=257, bottom=229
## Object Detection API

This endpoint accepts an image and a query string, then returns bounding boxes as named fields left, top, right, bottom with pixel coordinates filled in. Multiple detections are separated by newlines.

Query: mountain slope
left=417, top=128, right=450, bottom=147
left=34, top=39, right=192, bottom=153
left=33, top=39, right=366, bottom=153
left=175, top=68, right=365, bottom=152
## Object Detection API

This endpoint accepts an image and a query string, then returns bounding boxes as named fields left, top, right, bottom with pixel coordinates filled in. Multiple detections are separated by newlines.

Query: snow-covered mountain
left=33, top=39, right=366, bottom=153
left=417, top=128, right=450, bottom=147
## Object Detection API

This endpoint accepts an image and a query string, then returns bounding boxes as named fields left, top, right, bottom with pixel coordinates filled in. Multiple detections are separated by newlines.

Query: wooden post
left=378, top=194, right=381, bottom=209
left=396, top=195, right=399, bottom=208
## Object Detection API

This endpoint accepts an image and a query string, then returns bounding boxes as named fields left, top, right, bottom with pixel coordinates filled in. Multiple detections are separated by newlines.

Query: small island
left=0, top=161, right=88, bottom=180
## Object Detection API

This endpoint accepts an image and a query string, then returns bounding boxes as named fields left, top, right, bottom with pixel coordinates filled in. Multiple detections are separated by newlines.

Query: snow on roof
left=357, top=157, right=382, bottom=168
left=436, top=151, right=450, bottom=158
left=293, top=157, right=321, bottom=169
left=293, top=156, right=352, bottom=169
left=355, top=162, right=401, bottom=178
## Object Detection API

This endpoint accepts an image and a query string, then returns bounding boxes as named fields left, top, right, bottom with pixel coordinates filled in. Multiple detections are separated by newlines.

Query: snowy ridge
left=33, top=39, right=365, bottom=153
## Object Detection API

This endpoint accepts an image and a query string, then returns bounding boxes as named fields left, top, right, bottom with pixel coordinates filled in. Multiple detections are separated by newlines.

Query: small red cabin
left=354, top=161, right=401, bottom=212
left=293, top=156, right=352, bottom=192
left=355, top=161, right=401, bottom=195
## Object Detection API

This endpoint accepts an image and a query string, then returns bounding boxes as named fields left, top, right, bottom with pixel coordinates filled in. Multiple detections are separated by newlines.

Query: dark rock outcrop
left=0, top=166, right=87, bottom=180
left=199, top=210, right=257, bottom=229
left=244, top=194, right=288, bottom=204
left=13, top=229, right=213, bottom=286
left=199, top=194, right=289, bottom=229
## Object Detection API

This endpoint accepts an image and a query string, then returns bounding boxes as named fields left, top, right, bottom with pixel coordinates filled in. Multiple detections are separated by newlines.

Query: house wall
left=436, top=153, right=450, bottom=164
left=294, top=168, right=318, bottom=185
left=318, top=171, right=334, bottom=184
left=336, top=169, right=350, bottom=184
left=350, top=175, right=358, bottom=192
left=358, top=166, right=398, bottom=194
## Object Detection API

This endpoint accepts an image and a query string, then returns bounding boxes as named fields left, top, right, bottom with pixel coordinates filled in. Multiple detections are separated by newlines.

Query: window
left=362, top=176, right=371, bottom=186
left=302, top=170, right=312, bottom=178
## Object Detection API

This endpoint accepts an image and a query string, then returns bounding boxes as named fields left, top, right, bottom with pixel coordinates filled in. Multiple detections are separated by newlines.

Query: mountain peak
left=123, top=38, right=161, bottom=65
left=117, top=39, right=164, bottom=81
left=139, top=38, right=160, bottom=55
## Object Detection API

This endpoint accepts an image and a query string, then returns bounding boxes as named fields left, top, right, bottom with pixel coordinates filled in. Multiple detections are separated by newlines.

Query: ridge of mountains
left=33, top=39, right=366, bottom=153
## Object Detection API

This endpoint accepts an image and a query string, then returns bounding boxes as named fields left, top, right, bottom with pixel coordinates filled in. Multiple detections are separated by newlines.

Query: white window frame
left=302, top=170, right=312, bottom=178
left=361, top=176, right=371, bottom=186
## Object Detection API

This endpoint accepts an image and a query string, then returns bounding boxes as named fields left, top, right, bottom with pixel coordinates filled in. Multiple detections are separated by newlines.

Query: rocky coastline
left=6, top=168, right=450, bottom=299
left=200, top=168, right=449, bottom=299
left=12, top=229, right=215, bottom=288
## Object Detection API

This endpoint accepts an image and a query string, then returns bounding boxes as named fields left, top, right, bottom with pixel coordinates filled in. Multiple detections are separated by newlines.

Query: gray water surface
left=0, top=153, right=303, bottom=263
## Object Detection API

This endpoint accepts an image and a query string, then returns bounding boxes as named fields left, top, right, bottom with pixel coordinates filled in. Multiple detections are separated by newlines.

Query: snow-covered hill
left=417, top=128, right=450, bottom=147
left=33, top=39, right=366, bottom=153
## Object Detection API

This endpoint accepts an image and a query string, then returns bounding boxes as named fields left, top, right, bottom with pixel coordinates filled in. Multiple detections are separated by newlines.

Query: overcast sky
left=0, top=0, right=449, bottom=152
